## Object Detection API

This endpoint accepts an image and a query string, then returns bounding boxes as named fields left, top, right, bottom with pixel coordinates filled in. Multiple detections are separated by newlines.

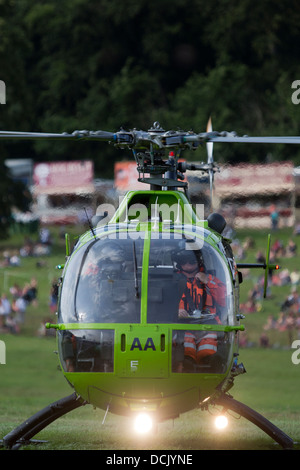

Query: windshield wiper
left=132, top=241, right=139, bottom=299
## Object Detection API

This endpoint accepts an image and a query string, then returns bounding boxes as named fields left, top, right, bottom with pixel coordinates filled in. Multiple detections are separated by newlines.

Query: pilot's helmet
left=172, top=240, right=204, bottom=271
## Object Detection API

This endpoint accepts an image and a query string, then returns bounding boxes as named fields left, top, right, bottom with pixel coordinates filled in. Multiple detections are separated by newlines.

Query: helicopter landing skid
left=0, top=392, right=86, bottom=450
left=214, top=394, right=294, bottom=449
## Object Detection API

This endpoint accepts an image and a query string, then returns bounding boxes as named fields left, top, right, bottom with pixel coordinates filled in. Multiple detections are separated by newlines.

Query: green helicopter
left=0, top=121, right=296, bottom=449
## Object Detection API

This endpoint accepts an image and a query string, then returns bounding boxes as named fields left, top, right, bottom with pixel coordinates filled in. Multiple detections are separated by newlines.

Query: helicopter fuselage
left=50, top=190, right=244, bottom=423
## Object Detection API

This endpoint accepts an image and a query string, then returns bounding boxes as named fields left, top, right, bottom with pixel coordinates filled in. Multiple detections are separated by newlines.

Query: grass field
left=0, top=224, right=300, bottom=450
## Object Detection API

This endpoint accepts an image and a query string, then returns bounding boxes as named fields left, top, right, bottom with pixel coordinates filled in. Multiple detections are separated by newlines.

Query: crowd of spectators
left=0, top=278, right=38, bottom=333
left=232, top=236, right=297, bottom=265
left=0, top=227, right=59, bottom=335
left=0, top=225, right=299, bottom=348
left=237, top=235, right=300, bottom=348
left=0, top=275, right=59, bottom=336
left=260, top=287, right=300, bottom=346
left=0, top=227, right=52, bottom=269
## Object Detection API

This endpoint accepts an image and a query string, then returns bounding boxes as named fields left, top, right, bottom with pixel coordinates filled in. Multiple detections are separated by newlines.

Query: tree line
left=0, top=0, right=300, bottom=179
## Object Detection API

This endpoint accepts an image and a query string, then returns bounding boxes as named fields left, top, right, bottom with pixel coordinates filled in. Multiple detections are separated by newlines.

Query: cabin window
left=172, top=329, right=234, bottom=374
left=58, top=329, right=114, bottom=373
left=59, top=237, right=143, bottom=323
left=147, top=234, right=234, bottom=326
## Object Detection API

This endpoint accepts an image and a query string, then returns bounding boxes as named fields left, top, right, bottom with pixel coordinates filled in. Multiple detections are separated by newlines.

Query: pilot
left=175, top=249, right=226, bottom=318
left=173, top=247, right=226, bottom=370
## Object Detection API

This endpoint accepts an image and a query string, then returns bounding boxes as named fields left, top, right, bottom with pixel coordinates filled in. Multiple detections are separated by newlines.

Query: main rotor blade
left=183, top=132, right=300, bottom=145
left=207, top=135, right=300, bottom=144
left=1, top=127, right=300, bottom=147
left=0, top=130, right=116, bottom=141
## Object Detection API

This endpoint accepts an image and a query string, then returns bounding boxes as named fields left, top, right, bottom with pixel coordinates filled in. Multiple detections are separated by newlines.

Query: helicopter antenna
left=84, top=207, right=96, bottom=239
left=132, top=241, right=139, bottom=299
left=101, top=399, right=112, bottom=425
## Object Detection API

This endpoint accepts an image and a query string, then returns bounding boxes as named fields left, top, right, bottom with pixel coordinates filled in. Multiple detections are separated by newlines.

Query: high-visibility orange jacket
left=179, top=273, right=226, bottom=314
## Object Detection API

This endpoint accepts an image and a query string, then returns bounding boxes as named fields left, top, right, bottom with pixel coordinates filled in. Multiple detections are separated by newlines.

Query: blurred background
left=1, top=0, right=300, bottom=231
left=0, top=0, right=300, bottom=368
left=0, top=0, right=300, bottom=449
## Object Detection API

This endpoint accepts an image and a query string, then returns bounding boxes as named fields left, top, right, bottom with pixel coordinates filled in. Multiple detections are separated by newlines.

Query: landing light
left=215, top=414, right=228, bottom=430
left=134, top=413, right=153, bottom=434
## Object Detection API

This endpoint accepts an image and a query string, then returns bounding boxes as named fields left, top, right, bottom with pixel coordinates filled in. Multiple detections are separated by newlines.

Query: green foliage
left=1, top=0, right=300, bottom=172
left=0, top=160, right=31, bottom=239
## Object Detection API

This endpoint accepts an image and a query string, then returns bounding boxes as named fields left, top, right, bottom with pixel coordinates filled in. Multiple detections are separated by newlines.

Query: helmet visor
left=175, top=250, right=200, bottom=266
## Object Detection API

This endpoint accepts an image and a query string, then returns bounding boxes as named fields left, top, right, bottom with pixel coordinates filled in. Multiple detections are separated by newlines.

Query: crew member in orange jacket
left=175, top=249, right=226, bottom=369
